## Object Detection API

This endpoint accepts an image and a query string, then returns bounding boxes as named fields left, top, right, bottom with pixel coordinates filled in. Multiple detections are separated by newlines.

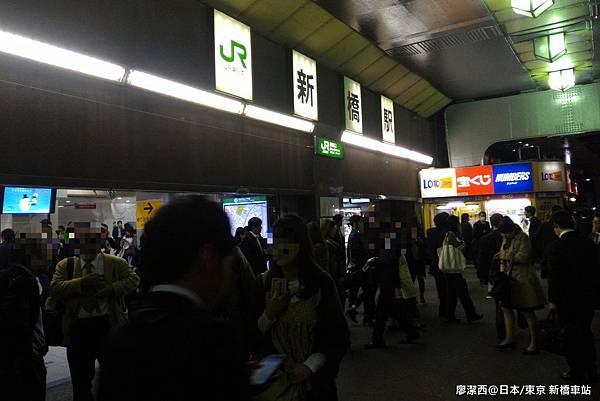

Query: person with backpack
left=50, top=223, right=139, bottom=401
left=0, top=236, right=52, bottom=401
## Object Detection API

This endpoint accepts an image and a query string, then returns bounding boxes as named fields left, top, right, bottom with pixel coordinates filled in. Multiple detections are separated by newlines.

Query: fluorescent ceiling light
left=548, top=68, right=575, bottom=91
left=127, top=70, right=245, bottom=114
left=341, top=130, right=433, bottom=165
left=0, top=29, right=125, bottom=81
left=243, top=105, right=314, bottom=133
left=511, top=0, right=554, bottom=18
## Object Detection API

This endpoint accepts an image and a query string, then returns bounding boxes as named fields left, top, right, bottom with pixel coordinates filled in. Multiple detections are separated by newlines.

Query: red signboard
left=455, top=166, right=494, bottom=196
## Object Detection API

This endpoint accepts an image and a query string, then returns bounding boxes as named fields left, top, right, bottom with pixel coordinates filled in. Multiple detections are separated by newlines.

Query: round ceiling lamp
left=548, top=68, right=575, bottom=91
left=512, top=0, right=554, bottom=18
left=534, top=33, right=567, bottom=63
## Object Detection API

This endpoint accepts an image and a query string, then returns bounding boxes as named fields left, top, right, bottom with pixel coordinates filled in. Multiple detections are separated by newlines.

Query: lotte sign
left=455, top=166, right=494, bottom=196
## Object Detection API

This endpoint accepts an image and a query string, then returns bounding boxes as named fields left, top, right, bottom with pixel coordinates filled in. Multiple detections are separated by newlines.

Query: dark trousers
left=476, top=263, right=490, bottom=284
left=372, top=295, right=417, bottom=344
left=348, top=271, right=376, bottom=319
left=66, top=316, right=110, bottom=401
left=559, top=307, right=597, bottom=379
left=1, top=352, right=46, bottom=401
left=432, top=271, right=447, bottom=318
left=444, top=273, right=477, bottom=320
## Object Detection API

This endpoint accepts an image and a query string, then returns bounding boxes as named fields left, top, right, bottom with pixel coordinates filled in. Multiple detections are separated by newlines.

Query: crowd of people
left=1, top=197, right=599, bottom=401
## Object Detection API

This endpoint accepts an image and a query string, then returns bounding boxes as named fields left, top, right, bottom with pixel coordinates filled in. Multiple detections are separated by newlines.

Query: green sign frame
left=315, top=137, right=344, bottom=159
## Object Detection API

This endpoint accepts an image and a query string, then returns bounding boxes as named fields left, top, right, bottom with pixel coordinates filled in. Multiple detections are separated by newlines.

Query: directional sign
left=315, top=136, right=344, bottom=159
left=136, top=199, right=163, bottom=229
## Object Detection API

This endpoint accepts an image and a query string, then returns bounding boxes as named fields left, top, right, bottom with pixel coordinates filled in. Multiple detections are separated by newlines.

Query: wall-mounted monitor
left=2, top=187, right=56, bottom=214
left=223, top=196, right=268, bottom=238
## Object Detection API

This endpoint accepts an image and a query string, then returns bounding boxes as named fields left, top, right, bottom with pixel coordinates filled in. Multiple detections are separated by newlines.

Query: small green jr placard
left=315, top=137, right=344, bottom=159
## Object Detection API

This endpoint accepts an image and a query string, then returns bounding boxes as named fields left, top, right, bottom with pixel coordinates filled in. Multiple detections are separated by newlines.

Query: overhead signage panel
left=293, top=50, right=318, bottom=121
left=534, top=161, right=566, bottom=192
left=492, top=162, right=534, bottom=194
left=381, top=96, right=395, bottom=144
left=420, top=168, right=457, bottom=198
left=214, top=9, right=252, bottom=100
left=315, top=136, right=344, bottom=159
left=344, top=77, right=362, bottom=134
left=456, top=165, right=494, bottom=196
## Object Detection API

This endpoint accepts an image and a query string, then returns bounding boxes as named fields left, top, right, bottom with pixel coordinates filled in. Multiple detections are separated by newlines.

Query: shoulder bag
left=43, top=257, right=74, bottom=347
left=437, top=233, right=466, bottom=273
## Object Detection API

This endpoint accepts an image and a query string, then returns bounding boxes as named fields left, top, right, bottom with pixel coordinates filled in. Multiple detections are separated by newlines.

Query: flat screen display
left=2, top=187, right=55, bottom=214
left=223, top=196, right=268, bottom=238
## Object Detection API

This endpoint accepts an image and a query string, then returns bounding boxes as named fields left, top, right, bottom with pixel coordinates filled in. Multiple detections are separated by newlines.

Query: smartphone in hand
left=250, top=355, right=286, bottom=385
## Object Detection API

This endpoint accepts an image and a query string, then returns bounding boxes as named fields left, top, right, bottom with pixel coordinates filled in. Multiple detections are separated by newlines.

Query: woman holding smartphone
left=255, top=214, right=350, bottom=401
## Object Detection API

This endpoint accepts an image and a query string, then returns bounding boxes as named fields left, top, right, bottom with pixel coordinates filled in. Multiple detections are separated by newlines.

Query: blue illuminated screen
left=2, top=187, right=54, bottom=214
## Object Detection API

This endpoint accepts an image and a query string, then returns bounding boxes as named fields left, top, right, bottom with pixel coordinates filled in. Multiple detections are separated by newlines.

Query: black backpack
left=43, top=257, right=74, bottom=347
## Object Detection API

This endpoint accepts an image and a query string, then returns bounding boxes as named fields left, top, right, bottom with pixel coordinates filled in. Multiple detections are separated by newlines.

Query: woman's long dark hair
left=446, top=215, right=460, bottom=234
left=268, top=214, right=322, bottom=298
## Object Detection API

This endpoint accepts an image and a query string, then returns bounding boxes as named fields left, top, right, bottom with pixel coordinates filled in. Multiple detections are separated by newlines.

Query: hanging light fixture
left=534, top=33, right=566, bottom=62
left=548, top=68, right=575, bottom=91
left=511, top=0, right=554, bottom=18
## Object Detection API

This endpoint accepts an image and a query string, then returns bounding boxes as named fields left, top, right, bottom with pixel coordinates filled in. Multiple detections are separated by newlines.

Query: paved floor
left=47, top=268, right=600, bottom=401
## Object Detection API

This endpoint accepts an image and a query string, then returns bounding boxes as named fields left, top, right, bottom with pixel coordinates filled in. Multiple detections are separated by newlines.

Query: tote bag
left=437, top=234, right=466, bottom=273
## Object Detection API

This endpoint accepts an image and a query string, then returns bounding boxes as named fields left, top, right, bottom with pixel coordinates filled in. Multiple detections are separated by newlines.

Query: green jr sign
left=315, top=137, right=344, bottom=159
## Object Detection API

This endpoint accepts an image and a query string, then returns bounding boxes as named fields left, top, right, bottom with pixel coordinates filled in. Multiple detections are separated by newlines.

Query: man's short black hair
left=1, top=228, right=15, bottom=243
left=552, top=210, right=575, bottom=230
left=348, top=215, right=362, bottom=226
left=490, top=213, right=503, bottom=228
left=525, top=206, right=536, bottom=216
left=117, top=220, right=123, bottom=224
left=332, top=214, right=343, bottom=224
left=140, top=195, right=233, bottom=288
left=58, top=225, right=66, bottom=230
left=247, top=217, right=262, bottom=230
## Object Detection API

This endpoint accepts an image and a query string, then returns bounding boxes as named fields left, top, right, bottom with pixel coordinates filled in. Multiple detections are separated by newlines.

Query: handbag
left=536, top=310, right=565, bottom=355
left=43, top=257, right=74, bottom=347
left=437, top=233, right=466, bottom=273
left=490, top=262, right=513, bottom=305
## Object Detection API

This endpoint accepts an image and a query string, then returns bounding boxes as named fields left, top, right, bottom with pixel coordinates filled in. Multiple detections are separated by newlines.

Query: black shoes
left=522, top=348, right=540, bottom=355
left=468, top=314, right=484, bottom=323
left=345, top=309, right=358, bottom=323
left=364, top=342, right=387, bottom=349
left=495, top=342, right=516, bottom=351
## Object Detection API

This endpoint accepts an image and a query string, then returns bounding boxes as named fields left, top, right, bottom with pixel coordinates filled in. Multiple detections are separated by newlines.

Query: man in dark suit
left=112, top=221, right=125, bottom=253
left=99, top=196, right=249, bottom=401
left=548, top=210, right=598, bottom=383
left=525, top=206, right=542, bottom=238
left=240, top=217, right=267, bottom=276
left=477, top=213, right=504, bottom=338
left=473, top=212, right=492, bottom=241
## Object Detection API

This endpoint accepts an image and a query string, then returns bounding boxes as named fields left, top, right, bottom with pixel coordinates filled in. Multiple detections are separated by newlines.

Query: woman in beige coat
left=496, top=217, right=546, bottom=354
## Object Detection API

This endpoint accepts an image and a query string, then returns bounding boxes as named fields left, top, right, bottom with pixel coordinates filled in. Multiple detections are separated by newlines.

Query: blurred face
left=479, top=213, right=486, bottom=221
left=28, top=241, right=51, bottom=274
left=117, top=222, right=123, bottom=228
left=593, top=217, right=600, bottom=234
left=75, top=229, right=103, bottom=261
left=272, top=237, right=300, bottom=267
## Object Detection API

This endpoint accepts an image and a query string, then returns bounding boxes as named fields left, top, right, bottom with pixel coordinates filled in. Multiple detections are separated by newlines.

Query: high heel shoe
left=495, top=342, right=516, bottom=351
left=522, top=348, right=540, bottom=355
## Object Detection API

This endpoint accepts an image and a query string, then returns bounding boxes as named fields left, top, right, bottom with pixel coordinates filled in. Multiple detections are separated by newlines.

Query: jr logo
left=320, top=141, right=330, bottom=154
left=220, top=40, right=247, bottom=68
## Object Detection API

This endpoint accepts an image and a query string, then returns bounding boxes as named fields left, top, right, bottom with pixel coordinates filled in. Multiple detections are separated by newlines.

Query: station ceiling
left=316, top=0, right=598, bottom=101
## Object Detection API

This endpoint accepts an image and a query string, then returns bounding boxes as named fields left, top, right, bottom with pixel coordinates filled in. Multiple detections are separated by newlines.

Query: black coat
left=99, top=292, right=250, bottom=401
left=473, top=220, right=491, bottom=241
left=528, top=216, right=542, bottom=238
left=477, top=229, right=503, bottom=277
left=0, top=265, right=41, bottom=370
left=347, top=229, right=367, bottom=271
left=547, top=231, right=598, bottom=309
left=426, top=227, right=446, bottom=274
left=240, top=234, right=267, bottom=276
